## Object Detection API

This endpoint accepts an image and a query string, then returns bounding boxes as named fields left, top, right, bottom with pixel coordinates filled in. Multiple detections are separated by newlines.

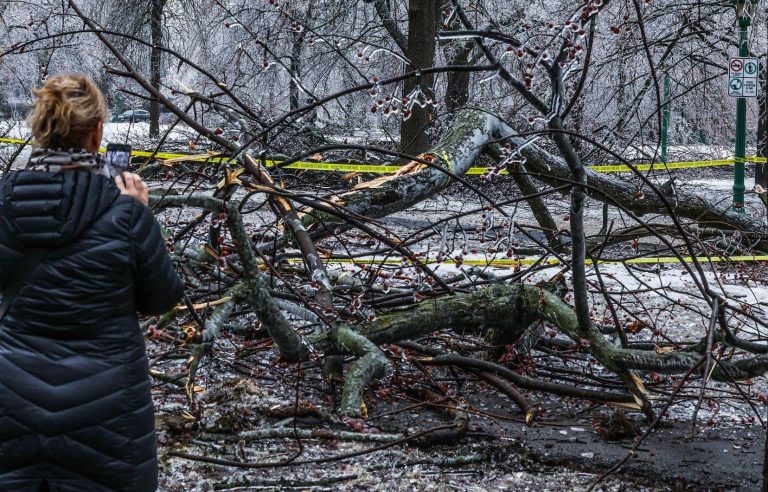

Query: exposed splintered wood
left=299, top=110, right=499, bottom=237
left=149, top=184, right=767, bottom=413
left=12, top=2, right=768, bottom=488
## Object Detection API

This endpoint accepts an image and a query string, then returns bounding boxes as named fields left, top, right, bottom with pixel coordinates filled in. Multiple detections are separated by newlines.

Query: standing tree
left=149, top=0, right=167, bottom=138
left=400, top=0, right=437, bottom=156
left=365, top=0, right=438, bottom=157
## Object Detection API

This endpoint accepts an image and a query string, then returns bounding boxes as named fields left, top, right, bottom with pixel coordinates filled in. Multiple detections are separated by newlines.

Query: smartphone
left=105, top=143, right=132, bottom=178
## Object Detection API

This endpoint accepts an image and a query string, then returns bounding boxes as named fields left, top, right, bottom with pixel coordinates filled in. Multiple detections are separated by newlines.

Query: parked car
left=115, top=109, right=150, bottom=123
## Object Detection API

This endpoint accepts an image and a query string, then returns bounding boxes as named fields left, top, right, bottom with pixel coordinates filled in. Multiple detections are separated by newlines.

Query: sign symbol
left=731, top=78, right=743, bottom=91
left=731, top=59, right=743, bottom=72
left=745, top=61, right=757, bottom=74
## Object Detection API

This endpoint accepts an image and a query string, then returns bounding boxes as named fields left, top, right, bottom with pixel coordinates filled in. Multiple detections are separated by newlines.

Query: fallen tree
left=151, top=102, right=768, bottom=417
left=296, top=109, right=766, bottom=248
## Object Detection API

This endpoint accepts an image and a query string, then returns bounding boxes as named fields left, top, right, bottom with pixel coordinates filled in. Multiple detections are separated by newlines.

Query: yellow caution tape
left=3, top=139, right=764, bottom=267
left=2, top=136, right=766, bottom=174
left=275, top=162, right=402, bottom=173
left=588, top=159, right=734, bottom=173
left=0, top=138, right=30, bottom=144
left=288, top=254, right=768, bottom=268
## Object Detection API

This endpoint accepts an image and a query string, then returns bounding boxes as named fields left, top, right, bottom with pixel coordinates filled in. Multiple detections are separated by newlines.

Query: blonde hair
left=27, top=74, right=107, bottom=148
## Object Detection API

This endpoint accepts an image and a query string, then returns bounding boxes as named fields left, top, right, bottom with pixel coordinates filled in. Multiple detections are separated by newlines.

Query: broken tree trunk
left=299, top=109, right=766, bottom=247
left=496, top=124, right=766, bottom=243
left=153, top=200, right=767, bottom=419
left=300, top=110, right=509, bottom=238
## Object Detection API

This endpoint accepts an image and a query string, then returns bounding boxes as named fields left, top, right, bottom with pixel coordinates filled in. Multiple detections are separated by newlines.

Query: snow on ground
left=625, top=144, right=741, bottom=162
left=687, top=177, right=756, bottom=190
left=1, top=119, right=193, bottom=142
left=1, top=120, right=196, bottom=169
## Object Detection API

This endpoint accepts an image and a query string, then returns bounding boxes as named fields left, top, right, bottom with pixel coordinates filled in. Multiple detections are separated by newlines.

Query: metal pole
left=661, top=71, right=670, bottom=164
left=734, top=15, right=750, bottom=212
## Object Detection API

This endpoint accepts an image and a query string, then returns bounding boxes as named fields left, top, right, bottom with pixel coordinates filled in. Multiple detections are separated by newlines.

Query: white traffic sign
left=728, top=57, right=760, bottom=98
left=744, top=78, right=758, bottom=97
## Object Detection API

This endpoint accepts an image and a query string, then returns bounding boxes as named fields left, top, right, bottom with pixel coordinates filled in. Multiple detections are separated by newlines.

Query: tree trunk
left=288, top=6, right=311, bottom=112
left=300, top=109, right=499, bottom=237
left=445, top=44, right=472, bottom=114
left=505, top=121, right=766, bottom=242
left=400, top=0, right=437, bottom=158
left=152, top=108, right=768, bottom=421
left=364, top=0, right=408, bottom=52
left=299, top=109, right=766, bottom=246
left=149, top=0, right=167, bottom=138
left=297, top=282, right=767, bottom=415
left=289, top=31, right=303, bottom=112
left=570, top=97, right=585, bottom=152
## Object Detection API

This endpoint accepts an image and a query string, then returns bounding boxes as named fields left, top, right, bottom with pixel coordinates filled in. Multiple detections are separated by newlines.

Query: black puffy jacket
left=0, top=169, right=184, bottom=491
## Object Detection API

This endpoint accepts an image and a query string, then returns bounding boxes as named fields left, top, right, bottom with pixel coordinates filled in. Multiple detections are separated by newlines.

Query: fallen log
left=296, top=108, right=765, bottom=248
left=290, top=283, right=765, bottom=417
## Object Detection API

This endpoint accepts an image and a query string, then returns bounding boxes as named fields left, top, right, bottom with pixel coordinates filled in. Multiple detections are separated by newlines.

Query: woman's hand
left=115, top=173, right=149, bottom=206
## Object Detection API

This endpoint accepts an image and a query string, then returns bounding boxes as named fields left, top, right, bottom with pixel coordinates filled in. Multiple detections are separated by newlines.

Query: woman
left=0, top=74, right=183, bottom=491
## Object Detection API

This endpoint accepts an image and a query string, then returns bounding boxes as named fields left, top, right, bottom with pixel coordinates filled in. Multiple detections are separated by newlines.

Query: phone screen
left=105, top=143, right=132, bottom=178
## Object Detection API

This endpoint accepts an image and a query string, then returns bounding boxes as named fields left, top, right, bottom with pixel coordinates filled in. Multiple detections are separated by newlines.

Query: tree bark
left=445, top=44, right=473, bottom=114
left=501, top=121, right=766, bottom=243
left=364, top=0, right=408, bottom=52
left=310, top=284, right=768, bottom=415
left=288, top=6, right=311, bottom=111
left=400, top=0, right=437, bottom=157
left=153, top=108, right=768, bottom=420
left=299, top=109, right=498, bottom=237
left=149, top=0, right=167, bottom=138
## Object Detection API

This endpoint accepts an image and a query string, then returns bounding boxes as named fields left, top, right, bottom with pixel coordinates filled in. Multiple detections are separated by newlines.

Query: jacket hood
left=0, top=170, right=121, bottom=247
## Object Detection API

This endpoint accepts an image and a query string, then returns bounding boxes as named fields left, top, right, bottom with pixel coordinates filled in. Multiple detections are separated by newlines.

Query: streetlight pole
left=734, top=12, right=750, bottom=211
left=661, top=67, right=670, bottom=164
left=733, top=0, right=755, bottom=212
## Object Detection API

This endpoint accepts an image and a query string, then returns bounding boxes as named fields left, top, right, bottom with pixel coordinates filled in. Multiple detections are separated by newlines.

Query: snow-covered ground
left=625, top=143, right=748, bottom=162
left=1, top=120, right=196, bottom=168
left=1, top=119, right=193, bottom=141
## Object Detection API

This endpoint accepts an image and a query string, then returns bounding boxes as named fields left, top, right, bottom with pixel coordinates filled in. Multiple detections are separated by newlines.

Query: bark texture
left=400, top=0, right=437, bottom=157
left=149, top=0, right=167, bottom=138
